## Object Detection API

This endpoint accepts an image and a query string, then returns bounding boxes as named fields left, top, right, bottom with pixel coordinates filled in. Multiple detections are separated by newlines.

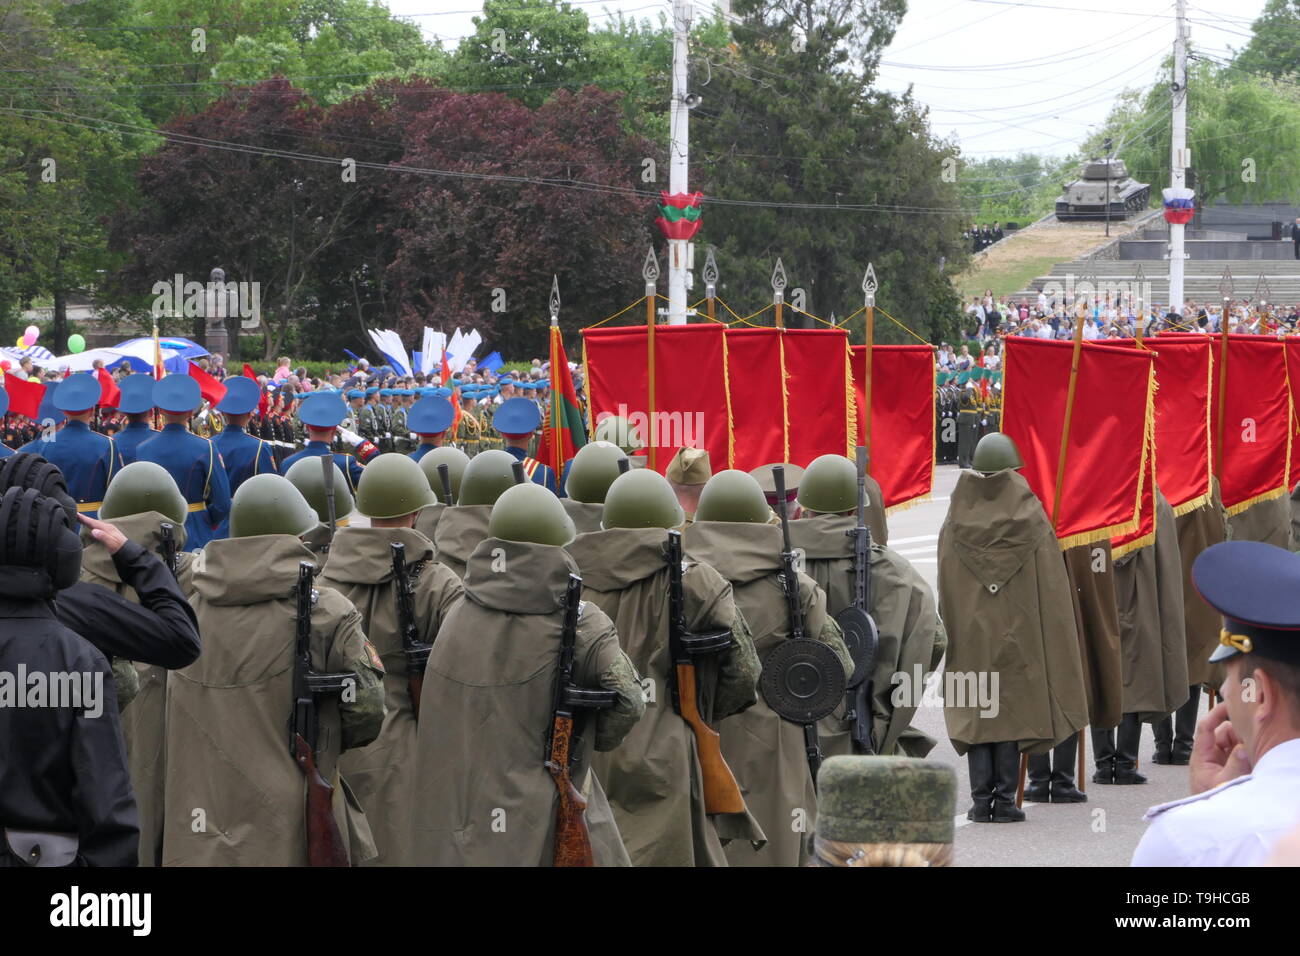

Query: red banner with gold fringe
left=1284, top=338, right=1300, bottom=491
left=1208, top=334, right=1291, bottom=514
left=781, top=328, right=853, bottom=468
left=723, top=327, right=786, bottom=472
left=850, top=344, right=935, bottom=510
left=1002, top=337, right=1154, bottom=547
left=581, top=324, right=732, bottom=475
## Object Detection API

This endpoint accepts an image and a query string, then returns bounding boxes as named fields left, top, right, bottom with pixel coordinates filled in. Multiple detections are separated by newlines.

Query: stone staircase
left=1015, top=259, right=1300, bottom=310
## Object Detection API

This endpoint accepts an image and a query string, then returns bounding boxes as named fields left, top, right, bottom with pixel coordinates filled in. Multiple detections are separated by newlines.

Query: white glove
left=337, top=426, right=362, bottom=445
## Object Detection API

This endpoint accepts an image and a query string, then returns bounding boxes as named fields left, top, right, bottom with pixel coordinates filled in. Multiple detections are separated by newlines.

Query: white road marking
left=890, top=534, right=939, bottom=545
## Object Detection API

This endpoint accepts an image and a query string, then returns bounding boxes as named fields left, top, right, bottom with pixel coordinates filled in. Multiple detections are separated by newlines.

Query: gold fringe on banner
left=885, top=492, right=933, bottom=515
left=778, top=331, right=790, bottom=464
left=1109, top=364, right=1159, bottom=561
left=1170, top=491, right=1212, bottom=518
left=1056, top=516, right=1140, bottom=553
left=581, top=337, right=593, bottom=435
left=721, top=330, right=737, bottom=469
left=844, top=342, right=858, bottom=458
left=1225, top=484, right=1288, bottom=517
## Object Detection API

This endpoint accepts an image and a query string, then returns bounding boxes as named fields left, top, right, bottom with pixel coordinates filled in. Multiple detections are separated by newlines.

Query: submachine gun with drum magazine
left=837, top=446, right=881, bottom=755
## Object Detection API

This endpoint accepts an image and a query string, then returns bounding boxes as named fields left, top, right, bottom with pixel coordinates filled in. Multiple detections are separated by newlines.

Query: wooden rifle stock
left=675, top=662, right=745, bottom=815
left=293, top=732, right=349, bottom=867
left=545, top=713, right=595, bottom=867
left=408, top=671, right=424, bottom=723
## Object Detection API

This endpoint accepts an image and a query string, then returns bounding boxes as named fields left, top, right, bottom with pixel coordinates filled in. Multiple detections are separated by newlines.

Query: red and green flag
left=655, top=190, right=704, bottom=241
left=536, top=324, right=587, bottom=479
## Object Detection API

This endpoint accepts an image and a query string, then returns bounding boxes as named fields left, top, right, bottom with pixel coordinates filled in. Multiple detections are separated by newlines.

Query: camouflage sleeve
left=112, top=657, right=139, bottom=713
left=577, top=604, right=645, bottom=752
left=320, top=590, right=387, bottom=752
left=714, top=608, right=760, bottom=720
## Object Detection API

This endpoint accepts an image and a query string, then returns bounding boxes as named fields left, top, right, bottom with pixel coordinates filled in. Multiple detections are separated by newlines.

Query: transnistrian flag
left=536, top=324, right=587, bottom=478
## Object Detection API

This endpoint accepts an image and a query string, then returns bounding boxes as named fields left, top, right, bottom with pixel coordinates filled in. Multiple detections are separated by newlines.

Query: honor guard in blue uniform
left=18, top=375, right=121, bottom=517
left=279, top=391, right=366, bottom=493
left=494, top=396, right=558, bottom=495
left=407, top=395, right=456, bottom=462
left=112, top=374, right=159, bottom=464
left=135, top=374, right=232, bottom=551
left=1132, top=541, right=1300, bottom=867
left=214, top=376, right=276, bottom=497
left=0, top=390, right=13, bottom=460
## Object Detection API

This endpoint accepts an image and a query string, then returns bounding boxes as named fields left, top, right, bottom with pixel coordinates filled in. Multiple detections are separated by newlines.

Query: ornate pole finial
left=643, top=247, right=659, bottom=297
left=1252, top=271, right=1271, bottom=311
left=1218, top=265, right=1235, bottom=305
left=771, top=257, right=787, bottom=305
left=702, top=246, right=719, bottom=299
left=549, top=275, right=561, bottom=327
left=862, top=262, right=878, bottom=308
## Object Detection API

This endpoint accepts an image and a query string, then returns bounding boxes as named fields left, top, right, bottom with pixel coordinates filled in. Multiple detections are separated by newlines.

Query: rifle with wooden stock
left=391, top=541, right=431, bottom=721
left=544, top=573, right=617, bottom=867
left=665, top=530, right=745, bottom=815
left=290, top=561, right=354, bottom=867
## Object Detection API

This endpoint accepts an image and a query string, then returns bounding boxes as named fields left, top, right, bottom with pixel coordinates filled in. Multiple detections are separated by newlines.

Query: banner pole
left=1051, top=295, right=1088, bottom=528
left=549, top=277, right=563, bottom=480
left=863, top=264, right=878, bottom=474
left=644, top=249, right=660, bottom=471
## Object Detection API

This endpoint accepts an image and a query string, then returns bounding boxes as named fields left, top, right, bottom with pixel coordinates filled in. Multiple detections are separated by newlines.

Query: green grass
left=956, top=253, right=1064, bottom=301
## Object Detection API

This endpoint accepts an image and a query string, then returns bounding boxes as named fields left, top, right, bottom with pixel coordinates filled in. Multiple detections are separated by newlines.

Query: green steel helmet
left=457, top=449, right=520, bottom=506
left=601, top=469, right=684, bottom=530
left=971, top=432, right=1024, bottom=475
left=488, top=483, right=576, bottom=546
left=564, top=441, right=628, bottom=504
left=418, top=445, right=471, bottom=502
left=593, top=414, right=644, bottom=455
left=354, top=453, right=437, bottom=519
left=695, top=469, right=773, bottom=524
left=284, top=456, right=354, bottom=524
left=100, top=461, right=188, bottom=524
left=797, top=454, right=858, bottom=515
left=228, top=474, right=319, bottom=538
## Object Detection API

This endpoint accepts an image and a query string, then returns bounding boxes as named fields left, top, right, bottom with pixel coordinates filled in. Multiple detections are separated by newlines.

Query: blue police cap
left=379, top=388, right=392, bottom=397
left=36, top=382, right=65, bottom=426
left=52, top=373, right=102, bottom=413
left=152, top=374, right=201, bottom=413
left=494, top=396, right=542, bottom=435
left=215, top=376, right=261, bottom=415
left=299, top=392, right=348, bottom=428
left=365, top=387, right=378, bottom=396
left=433, top=387, right=451, bottom=399
left=1194, top=541, right=1300, bottom=666
left=346, top=389, right=364, bottom=400
left=115, top=374, right=156, bottom=415
left=408, top=396, right=455, bottom=434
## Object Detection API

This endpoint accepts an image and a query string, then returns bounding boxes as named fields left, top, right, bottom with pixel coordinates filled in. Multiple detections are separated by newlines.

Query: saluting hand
left=78, top=514, right=128, bottom=555
left=1189, top=700, right=1252, bottom=795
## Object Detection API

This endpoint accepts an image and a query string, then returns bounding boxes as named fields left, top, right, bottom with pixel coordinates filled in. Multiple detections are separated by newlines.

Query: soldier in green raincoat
left=569, top=468, right=762, bottom=866
left=413, top=445, right=470, bottom=543
left=321, top=455, right=464, bottom=866
left=431, top=449, right=517, bottom=578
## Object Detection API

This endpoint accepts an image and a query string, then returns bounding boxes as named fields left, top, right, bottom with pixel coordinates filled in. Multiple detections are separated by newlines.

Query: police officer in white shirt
left=1132, top=541, right=1300, bottom=867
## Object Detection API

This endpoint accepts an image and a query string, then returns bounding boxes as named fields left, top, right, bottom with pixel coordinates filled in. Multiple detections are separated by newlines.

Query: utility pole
left=1104, top=137, right=1113, bottom=239
left=667, top=0, right=692, bottom=325
left=1168, top=0, right=1190, bottom=315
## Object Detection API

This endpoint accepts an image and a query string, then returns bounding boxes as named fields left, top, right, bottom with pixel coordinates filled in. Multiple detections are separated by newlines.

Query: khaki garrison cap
left=666, top=447, right=712, bottom=485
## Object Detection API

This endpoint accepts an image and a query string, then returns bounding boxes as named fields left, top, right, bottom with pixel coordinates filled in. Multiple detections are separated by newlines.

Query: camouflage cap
left=815, top=756, right=956, bottom=845
left=665, top=447, right=711, bottom=486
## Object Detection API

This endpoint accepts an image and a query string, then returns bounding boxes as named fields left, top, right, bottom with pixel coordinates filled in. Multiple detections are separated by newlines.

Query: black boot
left=1049, top=733, right=1087, bottom=803
left=966, top=744, right=995, bottom=822
left=1113, top=712, right=1147, bottom=784
left=1152, top=713, right=1174, bottom=764
left=1172, top=686, right=1200, bottom=765
left=991, top=742, right=1026, bottom=822
left=1025, top=753, right=1051, bottom=803
left=1091, top=726, right=1116, bottom=783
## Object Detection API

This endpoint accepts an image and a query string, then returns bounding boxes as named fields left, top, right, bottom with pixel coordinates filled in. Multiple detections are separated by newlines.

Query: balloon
left=22, top=331, right=37, bottom=347
left=67, top=333, right=86, bottom=353
left=0, top=361, right=9, bottom=371
left=24, top=325, right=38, bottom=339
left=15, top=335, right=23, bottom=348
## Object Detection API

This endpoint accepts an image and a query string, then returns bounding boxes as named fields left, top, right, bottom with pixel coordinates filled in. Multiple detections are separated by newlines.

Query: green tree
left=1237, top=0, right=1300, bottom=80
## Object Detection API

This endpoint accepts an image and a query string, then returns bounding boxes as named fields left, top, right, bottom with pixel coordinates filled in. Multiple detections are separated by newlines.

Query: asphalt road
left=891, top=464, right=1201, bottom=867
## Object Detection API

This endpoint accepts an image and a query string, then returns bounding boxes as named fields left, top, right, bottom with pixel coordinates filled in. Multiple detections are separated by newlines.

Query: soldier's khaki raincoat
left=413, top=502, right=445, bottom=543
left=682, top=521, right=852, bottom=868
left=938, top=469, right=1088, bottom=754
left=1227, top=494, right=1290, bottom=550
left=79, top=511, right=195, bottom=868
left=788, top=514, right=945, bottom=758
left=1176, top=484, right=1228, bottom=687
left=568, top=527, right=761, bottom=866
left=562, top=498, right=605, bottom=535
left=1291, top=482, right=1300, bottom=554
left=163, top=536, right=386, bottom=866
left=410, top=538, right=644, bottom=866
left=321, top=526, right=464, bottom=866
left=1112, top=490, right=1189, bottom=720
left=431, top=504, right=492, bottom=579
left=861, top=473, right=890, bottom=546
left=1062, top=540, right=1123, bottom=730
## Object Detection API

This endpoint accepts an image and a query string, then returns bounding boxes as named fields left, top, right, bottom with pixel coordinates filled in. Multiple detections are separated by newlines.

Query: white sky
left=386, top=0, right=1266, bottom=157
